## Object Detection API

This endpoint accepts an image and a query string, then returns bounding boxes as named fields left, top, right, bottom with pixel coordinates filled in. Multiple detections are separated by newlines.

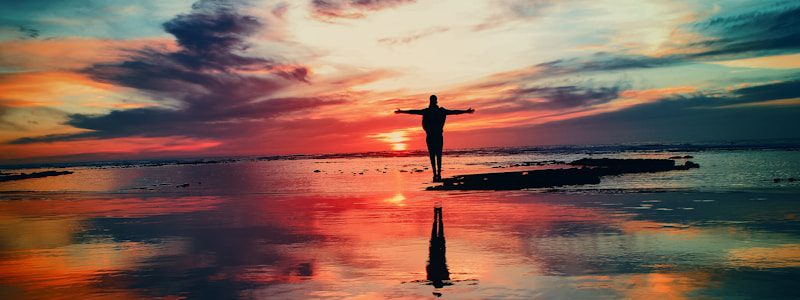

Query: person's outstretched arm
left=395, top=109, right=425, bottom=115
left=445, top=108, right=475, bottom=115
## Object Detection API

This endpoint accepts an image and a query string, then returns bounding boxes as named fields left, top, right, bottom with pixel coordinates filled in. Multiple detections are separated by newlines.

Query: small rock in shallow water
left=789, top=177, right=796, bottom=182
left=774, top=178, right=782, bottom=183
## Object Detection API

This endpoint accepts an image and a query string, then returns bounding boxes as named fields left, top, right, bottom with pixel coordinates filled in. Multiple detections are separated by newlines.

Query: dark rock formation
left=428, top=158, right=699, bottom=191
left=428, top=168, right=601, bottom=190
left=0, top=170, right=74, bottom=182
left=569, top=158, right=699, bottom=174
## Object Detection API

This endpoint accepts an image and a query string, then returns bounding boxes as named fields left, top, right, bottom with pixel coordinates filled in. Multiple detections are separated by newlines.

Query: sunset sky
left=1, top=0, right=799, bottom=163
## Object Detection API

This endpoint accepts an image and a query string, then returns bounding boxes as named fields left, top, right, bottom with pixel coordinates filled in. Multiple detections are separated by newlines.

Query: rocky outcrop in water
left=428, top=158, right=699, bottom=191
left=0, top=170, right=74, bottom=182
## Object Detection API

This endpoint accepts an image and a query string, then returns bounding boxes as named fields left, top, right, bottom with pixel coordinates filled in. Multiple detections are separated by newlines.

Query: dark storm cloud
left=11, top=0, right=341, bottom=145
left=310, top=0, right=415, bottom=20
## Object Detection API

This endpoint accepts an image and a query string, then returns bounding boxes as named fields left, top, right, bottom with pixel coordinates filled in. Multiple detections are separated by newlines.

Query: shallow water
left=1, top=150, right=799, bottom=299
left=3, top=149, right=799, bottom=193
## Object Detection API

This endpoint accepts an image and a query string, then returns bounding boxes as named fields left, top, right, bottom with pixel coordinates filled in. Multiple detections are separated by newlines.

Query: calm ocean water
left=1, top=145, right=799, bottom=298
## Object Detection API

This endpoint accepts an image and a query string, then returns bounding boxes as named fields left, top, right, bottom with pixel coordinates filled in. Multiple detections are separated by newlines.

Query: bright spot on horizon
left=368, top=130, right=411, bottom=151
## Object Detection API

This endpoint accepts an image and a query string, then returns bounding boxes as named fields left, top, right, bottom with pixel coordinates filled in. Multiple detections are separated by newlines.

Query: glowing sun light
left=368, top=130, right=410, bottom=151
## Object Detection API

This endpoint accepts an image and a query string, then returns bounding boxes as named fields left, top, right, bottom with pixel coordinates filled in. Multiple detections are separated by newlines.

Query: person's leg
left=426, top=135, right=437, bottom=180
left=435, top=135, right=443, bottom=178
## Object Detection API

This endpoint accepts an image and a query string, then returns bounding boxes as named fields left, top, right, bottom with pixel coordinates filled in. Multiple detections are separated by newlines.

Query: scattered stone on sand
left=176, top=183, right=190, bottom=188
left=313, top=170, right=321, bottom=173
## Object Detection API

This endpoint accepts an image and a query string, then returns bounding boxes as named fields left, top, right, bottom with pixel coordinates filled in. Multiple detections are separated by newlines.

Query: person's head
left=429, top=94, right=438, bottom=107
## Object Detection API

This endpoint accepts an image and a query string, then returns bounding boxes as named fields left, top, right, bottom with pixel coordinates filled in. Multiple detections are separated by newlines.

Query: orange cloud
left=0, top=37, right=176, bottom=71
left=710, top=54, right=800, bottom=69
left=0, top=71, right=118, bottom=108
left=0, top=136, right=221, bottom=161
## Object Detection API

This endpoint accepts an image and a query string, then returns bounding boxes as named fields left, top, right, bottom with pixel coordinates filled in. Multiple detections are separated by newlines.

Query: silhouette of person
left=395, top=95, right=475, bottom=182
left=427, top=205, right=450, bottom=288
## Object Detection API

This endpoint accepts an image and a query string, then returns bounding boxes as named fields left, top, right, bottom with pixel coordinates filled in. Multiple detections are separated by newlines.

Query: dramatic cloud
left=451, top=79, right=800, bottom=147
left=310, top=0, right=415, bottom=20
left=534, top=53, right=680, bottom=76
left=689, top=5, right=800, bottom=57
left=12, top=0, right=342, bottom=146
left=478, top=84, right=624, bottom=114
left=532, top=4, right=800, bottom=76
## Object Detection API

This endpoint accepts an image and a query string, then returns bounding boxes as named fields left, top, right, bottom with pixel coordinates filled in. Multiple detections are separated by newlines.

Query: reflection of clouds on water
left=0, top=237, right=187, bottom=298
left=728, top=244, right=800, bottom=268
left=0, top=191, right=799, bottom=298
left=576, top=272, right=712, bottom=299
left=0, top=195, right=222, bottom=298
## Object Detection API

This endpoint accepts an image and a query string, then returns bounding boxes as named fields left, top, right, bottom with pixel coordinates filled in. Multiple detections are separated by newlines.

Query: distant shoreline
left=1, top=140, right=799, bottom=170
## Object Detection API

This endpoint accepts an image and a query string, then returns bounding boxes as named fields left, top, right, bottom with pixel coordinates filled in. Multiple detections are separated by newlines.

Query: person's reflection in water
left=427, top=205, right=451, bottom=289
